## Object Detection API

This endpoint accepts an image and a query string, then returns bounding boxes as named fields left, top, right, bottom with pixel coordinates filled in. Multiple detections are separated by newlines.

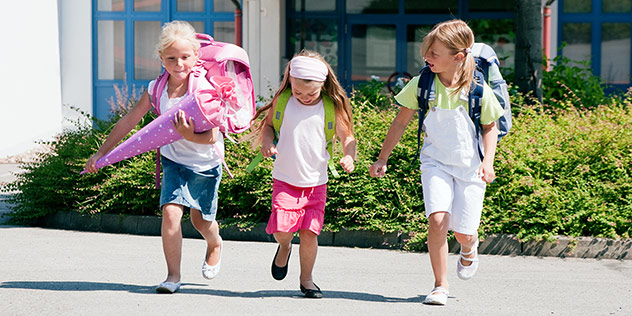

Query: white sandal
left=457, top=241, right=479, bottom=280
left=423, top=286, right=449, bottom=305
left=202, top=237, right=223, bottom=280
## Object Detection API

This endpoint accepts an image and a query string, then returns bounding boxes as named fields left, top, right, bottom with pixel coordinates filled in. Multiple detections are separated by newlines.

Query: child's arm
left=172, top=109, right=219, bottom=145
left=336, top=120, right=357, bottom=173
left=368, top=107, right=416, bottom=178
left=478, top=122, right=499, bottom=183
left=85, top=91, right=153, bottom=173
left=260, top=103, right=278, bottom=158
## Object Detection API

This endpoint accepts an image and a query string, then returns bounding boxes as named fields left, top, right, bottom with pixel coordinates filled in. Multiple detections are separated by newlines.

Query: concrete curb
left=36, top=211, right=631, bottom=260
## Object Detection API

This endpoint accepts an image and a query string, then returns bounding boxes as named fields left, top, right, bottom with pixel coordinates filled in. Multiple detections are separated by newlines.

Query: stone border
left=35, top=211, right=631, bottom=260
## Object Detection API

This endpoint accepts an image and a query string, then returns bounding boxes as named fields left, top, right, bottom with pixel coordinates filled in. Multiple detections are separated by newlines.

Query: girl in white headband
left=250, top=50, right=356, bottom=298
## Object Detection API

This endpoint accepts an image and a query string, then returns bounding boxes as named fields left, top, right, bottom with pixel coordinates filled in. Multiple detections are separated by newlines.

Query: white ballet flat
left=202, top=238, right=223, bottom=280
left=155, top=281, right=181, bottom=293
left=423, top=286, right=449, bottom=305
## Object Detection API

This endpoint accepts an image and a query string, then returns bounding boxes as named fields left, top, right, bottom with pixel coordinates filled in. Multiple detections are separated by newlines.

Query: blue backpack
left=416, top=43, right=512, bottom=160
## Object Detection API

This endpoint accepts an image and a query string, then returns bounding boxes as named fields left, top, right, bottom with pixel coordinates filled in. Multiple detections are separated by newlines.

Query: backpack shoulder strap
left=415, top=66, right=434, bottom=159
left=150, top=70, right=169, bottom=189
left=272, top=89, right=292, bottom=137
left=151, top=71, right=169, bottom=115
left=469, top=69, right=485, bottom=161
left=322, top=94, right=336, bottom=145
left=322, top=93, right=339, bottom=177
left=416, top=66, right=434, bottom=118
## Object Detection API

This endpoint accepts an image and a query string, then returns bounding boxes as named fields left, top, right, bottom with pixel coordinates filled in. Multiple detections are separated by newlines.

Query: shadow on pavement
left=0, top=281, right=425, bottom=303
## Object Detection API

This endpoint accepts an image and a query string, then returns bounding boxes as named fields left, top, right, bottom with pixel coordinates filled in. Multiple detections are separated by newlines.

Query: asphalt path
left=1, top=226, right=630, bottom=316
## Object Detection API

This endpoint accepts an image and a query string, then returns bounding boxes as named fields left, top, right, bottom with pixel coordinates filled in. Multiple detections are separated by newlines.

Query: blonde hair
left=251, top=50, right=353, bottom=147
left=157, top=20, right=201, bottom=56
left=420, top=19, right=476, bottom=95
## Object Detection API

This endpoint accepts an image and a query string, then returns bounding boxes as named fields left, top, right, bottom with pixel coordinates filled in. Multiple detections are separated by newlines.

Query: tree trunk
left=514, top=0, right=543, bottom=102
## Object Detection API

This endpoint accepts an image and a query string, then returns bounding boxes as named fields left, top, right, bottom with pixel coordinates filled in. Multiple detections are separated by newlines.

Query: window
left=93, top=0, right=238, bottom=119
left=287, top=0, right=515, bottom=89
left=559, top=0, right=632, bottom=87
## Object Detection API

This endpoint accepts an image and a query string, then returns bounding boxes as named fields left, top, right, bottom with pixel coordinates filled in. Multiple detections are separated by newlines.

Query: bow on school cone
left=81, top=76, right=238, bottom=174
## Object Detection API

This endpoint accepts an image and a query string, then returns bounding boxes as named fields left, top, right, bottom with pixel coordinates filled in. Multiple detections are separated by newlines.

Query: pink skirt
left=265, top=179, right=327, bottom=235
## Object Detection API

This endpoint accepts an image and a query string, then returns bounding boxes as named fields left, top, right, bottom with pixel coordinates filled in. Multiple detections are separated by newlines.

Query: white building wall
left=243, top=0, right=283, bottom=100
left=0, top=1, right=63, bottom=158
left=59, top=0, right=93, bottom=128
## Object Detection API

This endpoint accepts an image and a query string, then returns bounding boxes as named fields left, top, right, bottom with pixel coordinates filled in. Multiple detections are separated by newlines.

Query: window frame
left=92, top=0, right=237, bottom=119
left=558, top=0, right=632, bottom=90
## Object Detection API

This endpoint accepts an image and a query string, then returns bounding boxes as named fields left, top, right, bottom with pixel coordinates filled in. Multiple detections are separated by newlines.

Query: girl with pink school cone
left=250, top=50, right=356, bottom=298
left=369, top=20, right=504, bottom=306
left=85, top=21, right=224, bottom=293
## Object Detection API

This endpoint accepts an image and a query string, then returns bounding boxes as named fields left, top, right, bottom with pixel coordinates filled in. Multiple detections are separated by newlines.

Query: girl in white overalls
left=369, top=20, right=504, bottom=306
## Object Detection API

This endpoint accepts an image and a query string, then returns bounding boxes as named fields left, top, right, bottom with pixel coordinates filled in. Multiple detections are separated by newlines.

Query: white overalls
left=420, top=105, right=486, bottom=235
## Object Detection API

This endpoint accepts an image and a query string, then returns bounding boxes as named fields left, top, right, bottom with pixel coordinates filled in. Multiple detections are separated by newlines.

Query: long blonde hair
left=250, top=50, right=353, bottom=147
left=420, top=19, right=476, bottom=95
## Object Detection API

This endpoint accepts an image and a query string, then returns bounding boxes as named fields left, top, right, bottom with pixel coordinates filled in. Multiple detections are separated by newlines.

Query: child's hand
left=478, top=159, right=496, bottom=183
left=84, top=152, right=104, bottom=173
left=369, top=159, right=387, bottom=178
left=339, top=155, right=355, bottom=173
left=173, top=109, right=195, bottom=141
left=260, top=142, right=278, bottom=158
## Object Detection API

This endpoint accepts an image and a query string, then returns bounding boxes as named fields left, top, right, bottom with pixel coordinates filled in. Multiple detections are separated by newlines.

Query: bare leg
left=298, top=229, right=319, bottom=290
left=161, top=204, right=184, bottom=283
left=454, top=232, right=478, bottom=266
left=427, top=212, right=450, bottom=289
left=190, top=209, right=222, bottom=265
left=273, top=232, right=293, bottom=267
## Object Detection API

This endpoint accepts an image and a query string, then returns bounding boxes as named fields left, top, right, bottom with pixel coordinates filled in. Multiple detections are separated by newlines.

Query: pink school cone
left=81, top=76, right=232, bottom=173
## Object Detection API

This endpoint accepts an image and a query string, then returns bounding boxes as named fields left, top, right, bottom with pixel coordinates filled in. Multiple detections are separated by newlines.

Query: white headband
left=289, top=56, right=328, bottom=82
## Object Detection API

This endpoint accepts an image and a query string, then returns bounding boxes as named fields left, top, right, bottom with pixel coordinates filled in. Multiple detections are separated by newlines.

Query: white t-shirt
left=272, top=96, right=329, bottom=187
left=148, top=79, right=224, bottom=172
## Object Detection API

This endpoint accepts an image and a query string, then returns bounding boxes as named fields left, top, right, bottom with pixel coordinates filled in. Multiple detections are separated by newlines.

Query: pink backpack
left=149, top=34, right=255, bottom=184
left=150, top=33, right=255, bottom=134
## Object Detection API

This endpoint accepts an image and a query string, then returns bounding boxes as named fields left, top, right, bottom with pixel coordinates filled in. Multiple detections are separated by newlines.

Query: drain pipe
left=543, top=2, right=554, bottom=71
left=232, top=0, right=242, bottom=47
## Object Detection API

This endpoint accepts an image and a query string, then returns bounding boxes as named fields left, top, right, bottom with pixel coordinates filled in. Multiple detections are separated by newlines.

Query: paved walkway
left=1, top=226, right=631, bottom=316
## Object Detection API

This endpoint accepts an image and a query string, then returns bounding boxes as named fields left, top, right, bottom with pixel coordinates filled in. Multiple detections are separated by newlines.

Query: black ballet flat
left=300, top=283, right=323, bottom=299
left=271, top=245, right=291, bottom=280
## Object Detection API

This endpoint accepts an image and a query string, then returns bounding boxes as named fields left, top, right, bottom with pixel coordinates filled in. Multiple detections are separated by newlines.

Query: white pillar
left=243, top=0, right=283, bottom=100
left=59, top=0, right=93, bottom=128
left=0, top=1, right=63, bottom=158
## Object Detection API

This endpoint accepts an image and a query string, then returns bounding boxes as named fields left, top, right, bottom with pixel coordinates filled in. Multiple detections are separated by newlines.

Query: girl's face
left=289, top=77, right=324, bottom=105
left=423, top=40, right=463, bottom=74
left=160, top=39, right=198, bottom=82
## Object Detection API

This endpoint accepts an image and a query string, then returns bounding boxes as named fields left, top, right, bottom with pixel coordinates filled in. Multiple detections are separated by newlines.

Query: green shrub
left=484, top=91, right=632, bottom=240
left=542, top=54, right=608, bottom=109
left=3, top=78, right=631, bottom=245
left=2, top=106, right=161, bottom=224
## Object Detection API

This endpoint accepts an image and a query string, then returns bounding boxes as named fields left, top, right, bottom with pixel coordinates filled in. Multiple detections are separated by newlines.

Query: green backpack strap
left=246, top=90, right=291, bottom=173
left=272, top=89, right=292, bottom=137
left=247, top=90, right=339, bottom=178
left=322, top=94, right=339, bottom=178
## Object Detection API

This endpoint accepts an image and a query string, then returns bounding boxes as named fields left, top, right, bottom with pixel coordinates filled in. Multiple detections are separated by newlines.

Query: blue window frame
left=92, top=0, right=238, bottom=120
left=558, top=0, right=632, bottom=89
left=287, top=0, right=515, bottom=90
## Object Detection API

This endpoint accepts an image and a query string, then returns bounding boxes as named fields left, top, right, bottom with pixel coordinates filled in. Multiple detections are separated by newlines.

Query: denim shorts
left=159, top=156, right=222, bottom=222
